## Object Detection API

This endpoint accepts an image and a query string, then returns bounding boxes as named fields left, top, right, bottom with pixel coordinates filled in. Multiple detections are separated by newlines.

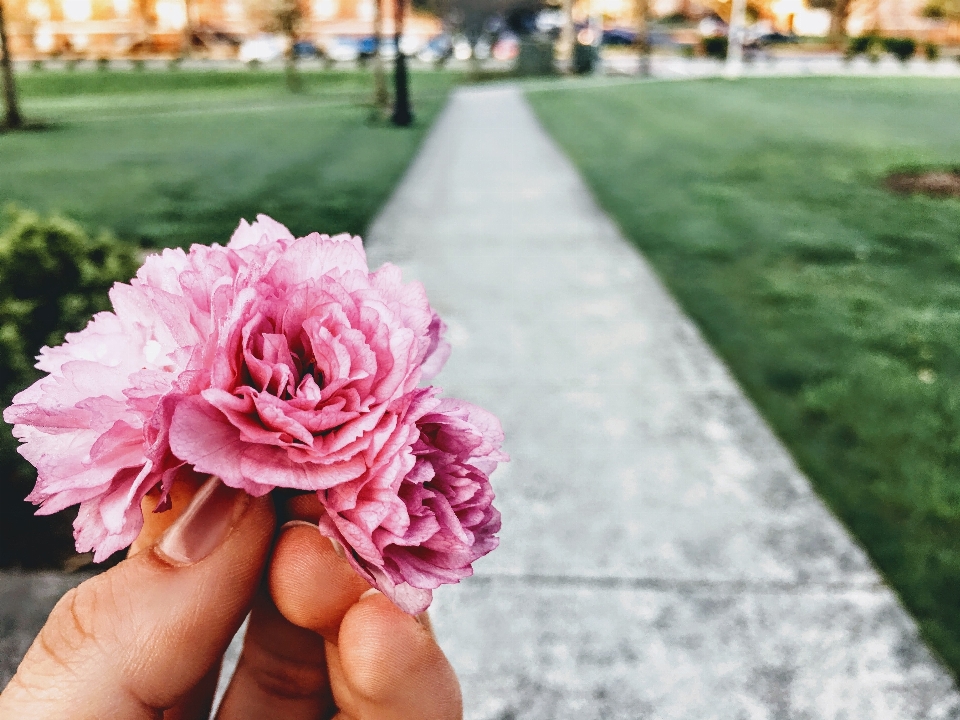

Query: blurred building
left=580, top=0, right=951, bottom=38
left=3, top=0, right=442, bottom=58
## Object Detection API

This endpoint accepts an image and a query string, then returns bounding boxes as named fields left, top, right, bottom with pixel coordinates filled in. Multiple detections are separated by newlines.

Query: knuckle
left=244, top=650, right=331, bottom=703
left=38, top=586, right=97, bottom=662
left=4, top=581, right=114, bottom=707
left=33, top=576, right=115, bottom=674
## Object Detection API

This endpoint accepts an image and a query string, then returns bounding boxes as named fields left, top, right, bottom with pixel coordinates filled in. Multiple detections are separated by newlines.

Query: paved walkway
left=364, top=85, right=960, bottom=719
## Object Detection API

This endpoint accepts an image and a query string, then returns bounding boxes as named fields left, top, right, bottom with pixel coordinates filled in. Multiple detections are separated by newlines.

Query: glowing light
left=313, top=0, right=338, bottom=19
left=61, top=0, right=92, bottom=22
left=356, top=0, right=374, bottom=23
left=34, top=28, right=55, bottom=52
left=155, top=0, right=187, bottom=29
left=27, top=0, right=51, bottom=21
left=113, top=0, right=131, bottom=17
left=225, top=0, right=244, bottom=20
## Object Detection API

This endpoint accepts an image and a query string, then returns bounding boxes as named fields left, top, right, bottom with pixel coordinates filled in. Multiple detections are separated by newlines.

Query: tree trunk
left=372, top=0, right=388, bottom=111
left=560, top=0, right=575, bottom=72
left=285, top=43, right=301, bottom=92
left=391, top=0, right=412, bottom=126
left=725, top=0, right=748, bottom=77
left=0, top=0, right=22, bottom=130
left=281, top=0, right=301, bottom=93
left=829, top=0, right=852, bottom=49
left=182, top=0, right=194, bottom=57
left=635, top=0, right=650, bottom=76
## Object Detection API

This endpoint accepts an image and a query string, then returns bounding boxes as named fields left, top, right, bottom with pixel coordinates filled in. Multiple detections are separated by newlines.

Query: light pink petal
left=168, top=396, right=247, bottom=487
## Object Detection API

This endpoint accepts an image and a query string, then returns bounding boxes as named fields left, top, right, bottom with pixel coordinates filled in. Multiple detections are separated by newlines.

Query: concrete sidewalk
left=364, top=85, right=960, bottom=719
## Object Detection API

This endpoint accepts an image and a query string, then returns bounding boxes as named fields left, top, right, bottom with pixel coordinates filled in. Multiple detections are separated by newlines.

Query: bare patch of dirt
left=885, top=169, right=960, bottom=198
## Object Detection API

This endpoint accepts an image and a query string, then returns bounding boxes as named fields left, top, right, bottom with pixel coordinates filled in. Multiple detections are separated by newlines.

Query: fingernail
left=279, top=521, right=347, bottom=559
left=360, top=588, right=382, bottom=601
left=280, top=519, right=318, bottom=531
left=329, top=537, right=347, bottom=560
left=156, top=476, right=248, bottom=565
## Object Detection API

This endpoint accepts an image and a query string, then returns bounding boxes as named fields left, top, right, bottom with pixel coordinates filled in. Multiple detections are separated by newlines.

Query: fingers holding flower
left=318, top=391, right=507, bottom=614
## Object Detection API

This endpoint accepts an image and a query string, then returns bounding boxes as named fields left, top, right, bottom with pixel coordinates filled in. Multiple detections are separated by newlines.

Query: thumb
left=0, top=477, right=275, bottom=720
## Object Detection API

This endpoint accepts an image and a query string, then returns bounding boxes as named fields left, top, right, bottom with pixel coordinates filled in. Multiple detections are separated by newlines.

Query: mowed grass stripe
left=1, top=71, right=458, bottom=249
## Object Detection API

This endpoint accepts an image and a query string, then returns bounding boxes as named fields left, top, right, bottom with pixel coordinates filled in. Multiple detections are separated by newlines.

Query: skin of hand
left=0, top=477, right=463, bottom=720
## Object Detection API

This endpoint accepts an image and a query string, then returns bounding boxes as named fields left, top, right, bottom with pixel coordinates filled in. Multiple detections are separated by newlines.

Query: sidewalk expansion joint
left=468, top=573, right=885, bottom=594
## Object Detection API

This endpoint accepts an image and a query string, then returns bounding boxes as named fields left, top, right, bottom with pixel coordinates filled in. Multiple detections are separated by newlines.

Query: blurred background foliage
left=0, top=207, right=140, bottom=568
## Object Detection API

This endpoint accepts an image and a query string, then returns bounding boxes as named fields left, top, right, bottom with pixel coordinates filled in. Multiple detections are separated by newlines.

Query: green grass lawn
left=1, top=69, right=459, bottom=248
left=528, top=77, right=960, bottom=677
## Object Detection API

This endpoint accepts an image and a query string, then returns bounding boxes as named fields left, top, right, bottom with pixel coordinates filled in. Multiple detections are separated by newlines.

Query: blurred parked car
left=292, top=40, right=321, bottom=58
left=326, top=36, right=360, bottom=62
left=601, top=27, right=673, bottom=47
left=536, top=8, right=565, bottom=32
left=474, top=37, right=492, bottom=60
left=357, top=35, right=377, bottom=59
left=602, top=27, right=636, bottom=45
left=492, top=31, right=520, bottom=60
left=189, top=28, right=241, bottom=56
left=418, top=34, right=452, bottom=62
left=238, top=34, right=286, bottom=63
left=453, top=35, right=472, bottom=60
left=379, top=38, right=398, bottom=59
left=356, top=36, right=419, bottom=59
left=399, top=35, right=422, bottom=55
left=754, top=31, right=799, bottom=46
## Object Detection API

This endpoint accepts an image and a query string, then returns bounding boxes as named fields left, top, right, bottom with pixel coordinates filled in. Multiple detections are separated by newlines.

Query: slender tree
left=807, top=0, right=854, bottom=49
left=135, top=0, right=155, bottom=50
left=0, top=0, right=22, bottom=130
left=635, top=0, right=650, bottom=76
left=725, top=0, right=747, bottom=76
left=273, top=0, right=303, bottom=92
left=922, top=0, right=960, bottom=21
left=560, top=0, right=575, bottom=72
left=182, top=0, right=196, bottom=57
left=372, top=0, right=389, bottom=113
left=391, top=0, right=413, bottom=126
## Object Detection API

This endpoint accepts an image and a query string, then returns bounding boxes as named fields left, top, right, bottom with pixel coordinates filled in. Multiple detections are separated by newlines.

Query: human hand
left=0, top=476, right=463, bottom=720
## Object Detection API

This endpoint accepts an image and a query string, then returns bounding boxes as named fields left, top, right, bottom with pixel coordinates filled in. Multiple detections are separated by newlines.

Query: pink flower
left=319, top=389, right=506, bottom=613
left=3, top=217, right=457, bottom=563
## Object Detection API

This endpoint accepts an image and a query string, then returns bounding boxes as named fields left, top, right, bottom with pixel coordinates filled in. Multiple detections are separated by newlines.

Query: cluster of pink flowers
left=4, top=216, right=506, bottom=613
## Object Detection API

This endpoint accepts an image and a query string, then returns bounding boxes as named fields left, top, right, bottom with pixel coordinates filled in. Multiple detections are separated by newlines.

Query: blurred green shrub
left=885, top=37, right=917, bottom=62
left=924, top=42, right=940, bottom=60
left=515, top=38, right=556, bottom=76
left=572, top=42, right=598, bottom=74
left=846, top=33, right=883, bottom=60
left=0, top=208, right=140, bottom=569
left=702, top=36, right=728, bottom=59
